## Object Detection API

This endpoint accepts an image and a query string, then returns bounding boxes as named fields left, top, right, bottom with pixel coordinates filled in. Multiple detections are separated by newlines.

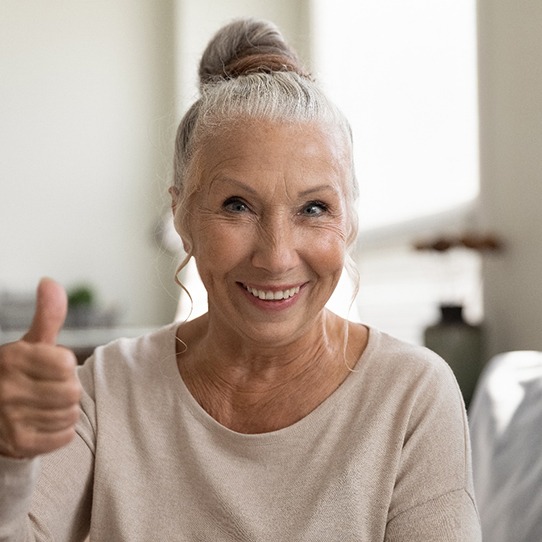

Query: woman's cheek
left=301, top=224, right=347, bottom=269
left=194, top=218, right=252, bottom=260
left=307, top=220, right=348, bottom=247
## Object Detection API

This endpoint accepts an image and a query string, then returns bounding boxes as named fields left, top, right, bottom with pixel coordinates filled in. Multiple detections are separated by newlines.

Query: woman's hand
left=0, top=279, right=81, bottom=459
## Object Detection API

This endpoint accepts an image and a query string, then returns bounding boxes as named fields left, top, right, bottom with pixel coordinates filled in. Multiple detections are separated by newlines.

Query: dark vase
left=423, top=304, right=484, bottom=408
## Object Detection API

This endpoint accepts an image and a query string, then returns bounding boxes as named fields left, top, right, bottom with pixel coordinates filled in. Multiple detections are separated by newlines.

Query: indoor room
left=1, top=1, right=541, bottom=540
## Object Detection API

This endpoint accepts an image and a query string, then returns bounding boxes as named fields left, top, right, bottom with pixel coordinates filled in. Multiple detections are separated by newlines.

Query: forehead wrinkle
left=200, top=122, right=350, bottom=201
left=207, top=175, right=259, bottom=196
left=268, top=169, right=342, bottom=202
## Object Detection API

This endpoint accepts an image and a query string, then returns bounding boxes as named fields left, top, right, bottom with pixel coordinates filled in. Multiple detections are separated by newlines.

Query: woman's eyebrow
left=209, top=177, right=338, bottom=198
left=208, top=176, right=258, bottom=195
left=298, top=185, right=339, bottom=198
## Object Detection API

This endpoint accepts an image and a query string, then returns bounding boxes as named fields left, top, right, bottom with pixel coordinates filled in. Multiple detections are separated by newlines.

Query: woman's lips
left=242, top=284, right=302, bottom=301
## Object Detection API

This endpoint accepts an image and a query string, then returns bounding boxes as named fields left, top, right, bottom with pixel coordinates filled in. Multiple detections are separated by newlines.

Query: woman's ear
left=169, top=186, right=180, bottom=214
left=168, top=186, right=193, bottom=255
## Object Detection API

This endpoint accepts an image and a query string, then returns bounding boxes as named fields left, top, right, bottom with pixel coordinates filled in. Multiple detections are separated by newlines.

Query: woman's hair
left=172, top=18, right=359, bottom=262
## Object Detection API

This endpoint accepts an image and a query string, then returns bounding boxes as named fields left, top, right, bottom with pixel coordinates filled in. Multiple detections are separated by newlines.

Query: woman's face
left=182, top=119, right=351, bottom=346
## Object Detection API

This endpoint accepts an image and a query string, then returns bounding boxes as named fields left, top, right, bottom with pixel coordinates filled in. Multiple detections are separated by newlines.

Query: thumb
left=23, top=278, right=68, bottom=345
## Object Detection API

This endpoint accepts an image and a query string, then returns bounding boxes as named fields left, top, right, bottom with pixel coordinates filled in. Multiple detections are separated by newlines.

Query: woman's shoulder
left=88, top=322, right=176, bottom=360
left=359, top=326, right=461, bottom=398
left=77, top=323, right=179, bottom=390
left=365, top=326, right=451, bottom=370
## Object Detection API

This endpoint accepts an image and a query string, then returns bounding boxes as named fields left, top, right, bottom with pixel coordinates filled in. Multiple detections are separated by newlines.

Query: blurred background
left=1, top=0, right=541, bottom=366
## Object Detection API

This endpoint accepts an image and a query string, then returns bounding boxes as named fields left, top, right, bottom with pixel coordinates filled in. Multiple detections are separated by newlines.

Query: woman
left=0, top=18, right=480, bottom=540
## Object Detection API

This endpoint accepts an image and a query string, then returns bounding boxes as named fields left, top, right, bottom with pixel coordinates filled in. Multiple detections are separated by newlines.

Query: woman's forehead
left=198, top=119, right=351, bottom=182
left=199, top=126, right=348, bottom=196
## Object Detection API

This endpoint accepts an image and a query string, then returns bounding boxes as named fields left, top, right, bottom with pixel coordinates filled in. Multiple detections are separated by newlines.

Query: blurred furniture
left=424, top=303, right=483, bottom=408
left=0, top=289, right=155, bottom=363
left=0, top=327, right=155, bottom=364
left=469, top=350, right=542, bottom=542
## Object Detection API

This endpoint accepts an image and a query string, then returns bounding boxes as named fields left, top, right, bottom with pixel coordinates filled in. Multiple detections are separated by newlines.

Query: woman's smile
left=243, top=283, right=301, bottom=301
left=238, top=282, right=306, bottom=312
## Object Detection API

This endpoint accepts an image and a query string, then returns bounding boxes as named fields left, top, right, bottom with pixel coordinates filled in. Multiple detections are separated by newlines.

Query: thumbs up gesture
left=0, top=279, right=81, bottom=458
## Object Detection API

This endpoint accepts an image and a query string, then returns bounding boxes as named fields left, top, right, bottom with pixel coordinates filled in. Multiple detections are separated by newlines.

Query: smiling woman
left=0, top=17, right=481, bottom=541
left=177, top=120, right=350, bottom=350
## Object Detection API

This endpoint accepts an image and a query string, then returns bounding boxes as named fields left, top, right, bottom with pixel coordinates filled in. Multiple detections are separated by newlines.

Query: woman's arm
left=0, top=409, right=94, bottom=541
left=385, top=355, right=482, bottom=541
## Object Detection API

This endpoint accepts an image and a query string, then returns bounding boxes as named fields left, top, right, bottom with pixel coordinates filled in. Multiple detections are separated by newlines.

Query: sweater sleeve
left=0, top=425, right=94, bottom=542
left=0, top=456, right=40, bottom=541
left=384, top=351, right=482, bottom=541
left=0, top=361, right=96, bottom=542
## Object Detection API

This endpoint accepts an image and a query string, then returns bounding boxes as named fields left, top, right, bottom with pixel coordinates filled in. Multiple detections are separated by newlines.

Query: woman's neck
left=175, top=311, right=368, bottom=433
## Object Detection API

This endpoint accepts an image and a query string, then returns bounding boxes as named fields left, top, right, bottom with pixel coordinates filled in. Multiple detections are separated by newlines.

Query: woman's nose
left=250, top=217, right=300, bottom=274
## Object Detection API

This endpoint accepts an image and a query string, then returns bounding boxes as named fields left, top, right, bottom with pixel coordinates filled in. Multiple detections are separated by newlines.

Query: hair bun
left=198, top=18, right=309, bottom=86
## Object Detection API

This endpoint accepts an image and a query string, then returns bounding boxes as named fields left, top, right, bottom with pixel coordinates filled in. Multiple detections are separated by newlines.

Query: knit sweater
left=0, top=324, right=481, bottom=541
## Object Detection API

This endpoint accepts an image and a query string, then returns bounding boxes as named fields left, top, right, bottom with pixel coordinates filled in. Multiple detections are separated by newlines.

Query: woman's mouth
left=244, top=285, right=301, bottom=301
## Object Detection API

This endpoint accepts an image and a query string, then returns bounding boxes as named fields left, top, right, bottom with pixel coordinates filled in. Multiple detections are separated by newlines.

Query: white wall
left=0, top=1, right=179, bottom=325
left=478, top=0, right=542, bottom=356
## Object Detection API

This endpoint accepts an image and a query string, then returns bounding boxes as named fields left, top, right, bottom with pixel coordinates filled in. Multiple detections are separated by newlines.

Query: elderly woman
left=0, top=18, right=480, bottom=541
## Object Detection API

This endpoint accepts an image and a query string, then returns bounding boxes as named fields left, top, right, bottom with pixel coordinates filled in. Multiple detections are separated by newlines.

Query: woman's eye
left=301, top=201, right=328, bottom=216
left=223, top=197, right=249, bottom=213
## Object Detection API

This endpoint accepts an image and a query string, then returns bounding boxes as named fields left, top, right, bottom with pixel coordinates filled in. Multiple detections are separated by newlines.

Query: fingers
left=0, top=367, right=82, bottom=410
left=18, top=343, right=78, bottom=382
left=2, top=402, right=80, bottom=433
left=0, top=389, right=81, bottom=458
left=23, top=278, right=68, bottom=345
left=0, top=370, right=81, bottom=458
left=0, top=422, right=78, bottom=458
left=0, top=343, right=82, bottom=458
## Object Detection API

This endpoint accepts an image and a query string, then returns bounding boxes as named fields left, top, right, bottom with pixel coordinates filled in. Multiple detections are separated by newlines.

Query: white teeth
left=246, top=285, right=300, bottom=300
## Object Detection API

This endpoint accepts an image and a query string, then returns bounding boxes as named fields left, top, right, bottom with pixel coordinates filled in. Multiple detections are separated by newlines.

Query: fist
left=0, top=278, right=81, bottom=458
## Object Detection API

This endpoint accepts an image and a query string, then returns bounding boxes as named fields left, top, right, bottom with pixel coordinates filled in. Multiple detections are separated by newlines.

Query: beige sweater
left=0, top=324, right=481, bottom=541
